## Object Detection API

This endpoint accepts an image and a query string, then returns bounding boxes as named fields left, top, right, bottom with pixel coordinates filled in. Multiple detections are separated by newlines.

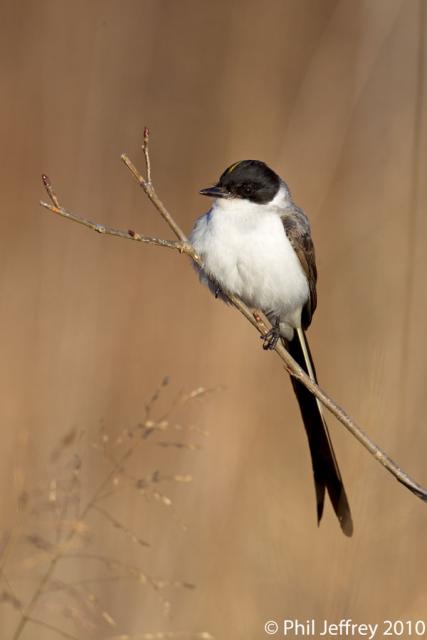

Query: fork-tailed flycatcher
left=189, top=159, right=353, bottom=536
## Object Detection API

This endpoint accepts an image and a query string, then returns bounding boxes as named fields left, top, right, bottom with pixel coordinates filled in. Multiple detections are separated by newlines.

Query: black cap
left=200, top=160, right=281, bottom=204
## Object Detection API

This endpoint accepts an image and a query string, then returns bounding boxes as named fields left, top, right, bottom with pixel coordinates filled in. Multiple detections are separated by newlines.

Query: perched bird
left=190, top=160, right=353, bottom=536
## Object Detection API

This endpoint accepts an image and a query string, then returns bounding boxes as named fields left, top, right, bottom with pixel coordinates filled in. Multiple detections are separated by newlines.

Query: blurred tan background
left=1, top=0, right=427, bottom=638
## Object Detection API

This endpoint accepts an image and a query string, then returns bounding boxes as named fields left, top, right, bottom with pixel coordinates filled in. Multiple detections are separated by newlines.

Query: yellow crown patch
left=226, top=161, right=241, bottom=174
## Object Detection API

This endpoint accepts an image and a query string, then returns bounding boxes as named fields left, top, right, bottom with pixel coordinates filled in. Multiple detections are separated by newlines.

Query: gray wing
left=281, top=208, right=317, bottom=329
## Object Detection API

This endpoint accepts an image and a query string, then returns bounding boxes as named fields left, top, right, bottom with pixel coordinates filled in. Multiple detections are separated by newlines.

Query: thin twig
left=90, top=503, right=151, bottom=548
left=59, top=553, right=172, bottom=608
left=0, top=569, right=22, bottom=613
left=39, top=128, right=427, bottom=504
left=120, top=153, right=187, bottom=242
left=27, top=617, right=81, bottom=640
left=39, top=201, right=186, bottom=252
left=142, top=126, right=152, bottom=185
left=45, top=575, right=137, bottom=589
left=42, top=174, right=61, bottom=208
left=11, top=554, right=62, bottom=640
left=144, top=376, right=170, bottom=420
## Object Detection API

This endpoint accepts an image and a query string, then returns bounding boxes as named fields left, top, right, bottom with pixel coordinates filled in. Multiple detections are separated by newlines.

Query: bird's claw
left=214, top=285, right=221, bottom=299
left=261, top=324, right=280, bottom=350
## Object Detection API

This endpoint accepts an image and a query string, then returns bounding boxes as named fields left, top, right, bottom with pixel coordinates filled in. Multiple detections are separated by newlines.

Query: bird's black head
left=200, top=160, right=281, bottom=204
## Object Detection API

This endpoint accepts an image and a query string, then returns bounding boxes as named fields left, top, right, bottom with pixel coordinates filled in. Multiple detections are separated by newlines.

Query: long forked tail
left=285, top=329, right=353, bottom=537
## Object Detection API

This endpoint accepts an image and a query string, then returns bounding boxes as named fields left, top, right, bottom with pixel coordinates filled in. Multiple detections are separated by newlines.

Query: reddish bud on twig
left=128, top=229, right=135, bottom=237
left=143, top=127, right=150, bottom=146
left=42, top=173, right=61, bottom=208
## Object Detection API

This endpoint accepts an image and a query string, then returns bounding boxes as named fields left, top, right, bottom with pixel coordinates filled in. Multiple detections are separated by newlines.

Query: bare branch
left=40, top=200, right=186, bottom=253
left=39, top=128, right=427, bottom=504
left=121, top=130, right=186, bottom=243
left=42, top=174, right=61, bottom=208
left=142, top=126, right=152, bottom=185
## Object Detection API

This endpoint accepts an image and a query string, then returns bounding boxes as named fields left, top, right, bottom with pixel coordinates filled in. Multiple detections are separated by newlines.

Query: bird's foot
left=261, top=322, right=281, bottom=350
left=209, top=278, right=224, bottom=299
left=214, top=284, right=222, bottom=299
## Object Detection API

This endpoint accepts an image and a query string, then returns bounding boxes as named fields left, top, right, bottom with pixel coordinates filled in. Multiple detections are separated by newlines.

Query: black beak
left=199, top=184, right=230, bottom=198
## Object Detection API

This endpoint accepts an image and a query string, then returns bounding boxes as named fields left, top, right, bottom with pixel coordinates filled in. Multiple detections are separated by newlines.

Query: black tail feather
left=285, top=331, right=353, bottom=536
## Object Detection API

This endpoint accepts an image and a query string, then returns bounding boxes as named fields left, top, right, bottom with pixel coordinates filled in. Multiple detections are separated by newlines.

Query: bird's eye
left=242, top=183, right=253, bottom=195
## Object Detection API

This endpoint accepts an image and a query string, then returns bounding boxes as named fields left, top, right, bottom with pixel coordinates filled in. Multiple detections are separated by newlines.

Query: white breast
left=190, top=196, right=309, bottom=336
